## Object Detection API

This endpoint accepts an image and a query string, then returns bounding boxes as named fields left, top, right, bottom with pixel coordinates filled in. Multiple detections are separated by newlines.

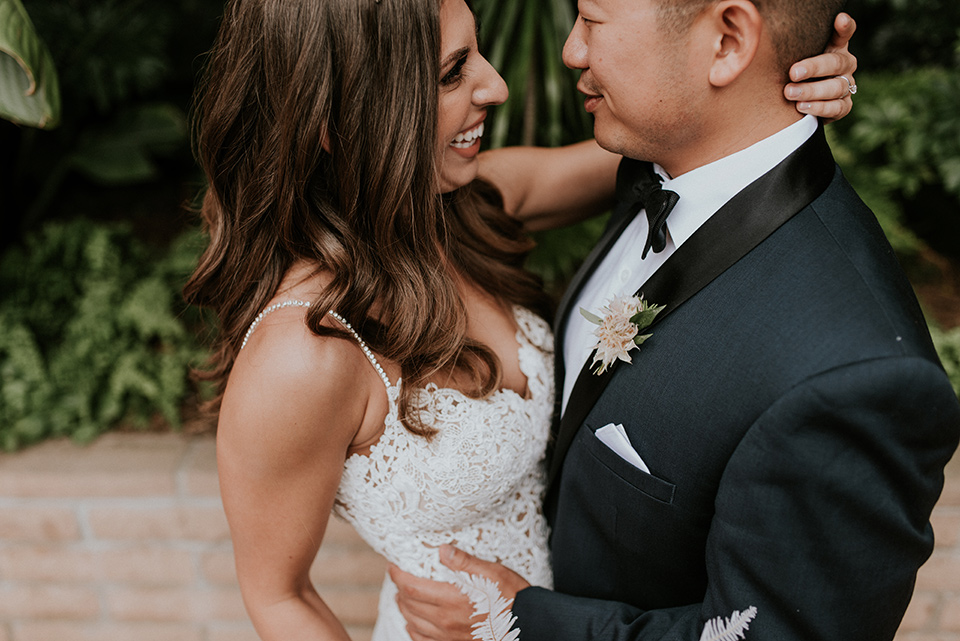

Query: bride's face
left=436, top=0, right=508, bottom=193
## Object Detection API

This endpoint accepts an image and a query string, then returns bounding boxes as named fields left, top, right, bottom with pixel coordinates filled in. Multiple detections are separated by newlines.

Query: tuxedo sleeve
left=513, top=356, right=960, bottom=641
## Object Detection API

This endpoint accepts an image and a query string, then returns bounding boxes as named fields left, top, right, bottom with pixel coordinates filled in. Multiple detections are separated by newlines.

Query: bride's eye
left=441, top=52, right=468, bottom=87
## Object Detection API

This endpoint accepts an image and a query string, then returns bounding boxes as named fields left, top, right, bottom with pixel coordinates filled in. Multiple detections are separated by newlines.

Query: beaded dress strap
left=240, top=300, right=393, bottom=390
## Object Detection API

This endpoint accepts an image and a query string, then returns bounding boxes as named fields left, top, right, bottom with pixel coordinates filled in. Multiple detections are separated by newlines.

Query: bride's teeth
left=450, top=122, right=485, bottom=148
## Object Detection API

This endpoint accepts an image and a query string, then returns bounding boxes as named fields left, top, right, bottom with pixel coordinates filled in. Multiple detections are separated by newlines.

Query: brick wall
left=0, top=433, right=383, bottom=641
left=0, top=432, right=957, bottom=641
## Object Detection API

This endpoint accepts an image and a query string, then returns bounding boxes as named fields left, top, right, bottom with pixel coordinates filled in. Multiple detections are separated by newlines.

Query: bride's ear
left=321, top=128, right=332, bottom=154
left=704, top=0, right=763, bottom=88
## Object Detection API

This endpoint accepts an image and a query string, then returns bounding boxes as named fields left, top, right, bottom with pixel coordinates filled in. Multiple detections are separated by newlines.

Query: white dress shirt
left=561, top=115, right=818, bottom=414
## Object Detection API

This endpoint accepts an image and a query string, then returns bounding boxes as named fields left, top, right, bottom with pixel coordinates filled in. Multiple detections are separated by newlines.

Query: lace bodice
left=334, top=306, right=554, bottom=590
left=243, top=302, right=555, bottom=640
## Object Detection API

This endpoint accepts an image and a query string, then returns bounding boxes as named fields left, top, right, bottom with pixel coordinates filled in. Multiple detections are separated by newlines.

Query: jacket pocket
left=582, top=423, right=676, bottom=505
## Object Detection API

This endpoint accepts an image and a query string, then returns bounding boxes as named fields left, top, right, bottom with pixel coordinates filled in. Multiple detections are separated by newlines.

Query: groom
left=394, top=0, right=960, bottom=639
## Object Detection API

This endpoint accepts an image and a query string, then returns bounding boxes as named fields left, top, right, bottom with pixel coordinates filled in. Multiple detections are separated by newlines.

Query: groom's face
left=563, top=0, right=707, bottom=167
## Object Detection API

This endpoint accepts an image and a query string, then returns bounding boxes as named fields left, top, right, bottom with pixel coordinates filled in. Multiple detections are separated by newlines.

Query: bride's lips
left=449, top=116, right=486, bottom=159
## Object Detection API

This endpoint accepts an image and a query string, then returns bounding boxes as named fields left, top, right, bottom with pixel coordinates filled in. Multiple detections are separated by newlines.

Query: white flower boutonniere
left=580, top=294, right=664, bottom=375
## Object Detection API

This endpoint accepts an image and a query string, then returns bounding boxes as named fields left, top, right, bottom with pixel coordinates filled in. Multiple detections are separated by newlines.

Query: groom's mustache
left=576, top=79, right=603, bottom=98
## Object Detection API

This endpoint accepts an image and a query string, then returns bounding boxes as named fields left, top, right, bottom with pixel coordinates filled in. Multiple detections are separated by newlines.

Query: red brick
left=0, top=507, right=80, bottom=542
left=98, top=547, right=195, bottom=585
left=311, top=547, right=387, bottom=587
left=200, top=548, right=238, bottom=586
left=0, top=586, right=99, bottom=620
left=916, top=553, right=960, bottom=591
left=900, top=591, right=940, bottom=631
left=0, top=546, right=96, bottom=583
left=322, top=587, right=380, bottom=626
left=345, top=625, right=375, bottom=641
left=12, top=622, right=202, bottom=641
left=204, top=586, right=249, bottom=621
left=895, top=634, right=960, bottom=641
left=932, top=508, right=960, bottom=549
left=180, top=437, right=220, bottom=497
left=323, top=515, right=366, bottom=547
left=207, top=623, right=261, bottom=641
left=105, top=586, right=246, bottom=623
left=942, top=595, right=960, bottom=631
left=0, top=433, right=187, bottom=498
left=939, top=454, right=960, bottom=508
left=88, top=505, right=229, bottom=542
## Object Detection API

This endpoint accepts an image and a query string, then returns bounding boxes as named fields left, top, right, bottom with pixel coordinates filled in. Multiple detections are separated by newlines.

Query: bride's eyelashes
left=441, top=50, right=469, bottom=88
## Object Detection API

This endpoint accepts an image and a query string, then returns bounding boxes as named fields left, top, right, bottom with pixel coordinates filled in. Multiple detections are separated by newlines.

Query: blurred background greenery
left=1, top=0, right=958, bottom=450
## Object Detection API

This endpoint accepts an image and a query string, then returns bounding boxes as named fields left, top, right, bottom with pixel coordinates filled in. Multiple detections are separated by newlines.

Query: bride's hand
left=784, top=12, right=858, bottom=123
left=389, top=544, right=531, bottom=641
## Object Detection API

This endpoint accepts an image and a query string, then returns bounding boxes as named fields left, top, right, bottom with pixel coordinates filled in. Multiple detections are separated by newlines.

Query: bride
left=184, top=0, right=856, bottom=638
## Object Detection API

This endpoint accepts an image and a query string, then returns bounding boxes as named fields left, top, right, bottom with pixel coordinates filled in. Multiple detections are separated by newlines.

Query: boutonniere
left=580, top=294, right=664, bottom=375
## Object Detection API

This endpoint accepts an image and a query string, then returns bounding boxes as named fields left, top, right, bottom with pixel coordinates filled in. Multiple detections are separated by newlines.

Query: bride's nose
left=474, top=56, right=508, bottom=107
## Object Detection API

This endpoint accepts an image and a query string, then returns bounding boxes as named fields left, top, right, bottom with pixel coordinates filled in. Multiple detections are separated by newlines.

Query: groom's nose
left=563, top=18, right=589, bottom=70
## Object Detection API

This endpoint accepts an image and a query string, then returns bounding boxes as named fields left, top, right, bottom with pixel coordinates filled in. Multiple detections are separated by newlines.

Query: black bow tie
left=618, top=161, right=680, bottom=260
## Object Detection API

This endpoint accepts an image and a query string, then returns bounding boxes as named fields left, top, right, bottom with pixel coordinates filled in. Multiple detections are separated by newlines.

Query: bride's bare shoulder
left=219, top=267, right=373, bottom=456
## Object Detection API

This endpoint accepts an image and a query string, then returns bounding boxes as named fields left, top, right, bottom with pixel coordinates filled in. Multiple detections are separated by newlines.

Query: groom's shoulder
left=758, top=169, right=938, bottom=360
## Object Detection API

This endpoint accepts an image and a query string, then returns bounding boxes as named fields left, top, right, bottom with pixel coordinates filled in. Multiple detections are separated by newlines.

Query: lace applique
left=333, top=307, right=555, bottom=641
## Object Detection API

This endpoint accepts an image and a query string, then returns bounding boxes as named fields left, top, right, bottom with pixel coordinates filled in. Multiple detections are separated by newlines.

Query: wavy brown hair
left=184, top=0, right=550, bottom=437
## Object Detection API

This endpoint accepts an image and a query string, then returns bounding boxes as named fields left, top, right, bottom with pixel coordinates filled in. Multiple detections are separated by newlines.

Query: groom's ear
left=703, top=0, right=764, bottom=88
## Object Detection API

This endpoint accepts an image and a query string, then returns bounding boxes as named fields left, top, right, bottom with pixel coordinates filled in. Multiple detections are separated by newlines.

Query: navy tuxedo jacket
left=512, top=128, right=960, bottom=640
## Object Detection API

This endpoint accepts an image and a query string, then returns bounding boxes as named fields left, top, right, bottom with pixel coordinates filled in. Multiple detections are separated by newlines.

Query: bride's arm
left=478, top=139, right=619, bottom=232
left=479, top=12, right=858, bottom=233
left=216, top=312, right=373, bottom=641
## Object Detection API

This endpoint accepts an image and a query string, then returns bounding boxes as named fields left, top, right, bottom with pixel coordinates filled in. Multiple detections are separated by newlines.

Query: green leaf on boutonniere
left=579, top=308, right=604, bottom=325
left=630, top=303, right=664, bottom=332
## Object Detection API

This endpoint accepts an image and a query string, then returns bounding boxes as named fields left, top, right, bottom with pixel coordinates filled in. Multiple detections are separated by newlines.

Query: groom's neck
left=662, top=93, right=803, bottom=179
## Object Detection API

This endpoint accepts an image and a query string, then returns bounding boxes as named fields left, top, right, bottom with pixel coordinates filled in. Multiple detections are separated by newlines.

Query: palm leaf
left=0, top=0, right=60, bottom=128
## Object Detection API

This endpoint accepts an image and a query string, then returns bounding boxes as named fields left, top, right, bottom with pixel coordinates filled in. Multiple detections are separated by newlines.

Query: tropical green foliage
left=0, top=0, right=60, bottom=128
left=4, top=0, right=221, bottom=236
left=0, top=220, right=210, bottom=451
left=473, top=0, right=590, bottom=149
left=827, top=67, right=960, bottom=259
left=930, top=325, right=960, bottom=396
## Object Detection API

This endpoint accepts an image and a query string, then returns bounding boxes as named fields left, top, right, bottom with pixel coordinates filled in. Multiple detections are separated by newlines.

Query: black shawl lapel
left=550, top=159, right=659, bottom=423
left=547, top=126, right=835, bottom=488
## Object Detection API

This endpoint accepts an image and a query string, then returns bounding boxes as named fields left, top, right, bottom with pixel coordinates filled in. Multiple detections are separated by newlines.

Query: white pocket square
left=595, top=423, right=650, bottom=473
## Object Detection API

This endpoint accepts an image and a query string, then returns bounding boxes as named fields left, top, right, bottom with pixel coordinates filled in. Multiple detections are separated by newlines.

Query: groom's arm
left=394, top=357, right=960, bottom=641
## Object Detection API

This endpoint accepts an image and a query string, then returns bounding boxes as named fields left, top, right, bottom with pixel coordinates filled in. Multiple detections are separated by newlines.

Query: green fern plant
left=0, top=220, right=210, bottom=451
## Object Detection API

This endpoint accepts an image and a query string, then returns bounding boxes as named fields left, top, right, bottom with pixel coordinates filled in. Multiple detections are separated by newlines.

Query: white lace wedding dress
left=244, top=301, right=555, bottom=641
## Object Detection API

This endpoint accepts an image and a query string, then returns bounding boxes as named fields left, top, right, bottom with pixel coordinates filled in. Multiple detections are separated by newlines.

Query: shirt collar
left=657, top=115, right=818, bottom=248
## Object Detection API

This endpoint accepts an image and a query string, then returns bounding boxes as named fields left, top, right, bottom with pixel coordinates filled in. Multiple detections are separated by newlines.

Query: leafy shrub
left=828, top=65, right=960, bottom=260
left=930, top=324, right=960, bottom=397
left=0, top=219, right=210, bottom=451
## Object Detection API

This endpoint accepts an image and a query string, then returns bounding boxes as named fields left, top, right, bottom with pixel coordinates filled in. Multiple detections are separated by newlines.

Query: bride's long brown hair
left=184, top=0, right=550, bottom=436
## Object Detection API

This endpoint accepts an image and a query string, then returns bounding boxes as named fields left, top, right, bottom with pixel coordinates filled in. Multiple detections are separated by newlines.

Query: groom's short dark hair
left=656, top=0, right=847, bottom=72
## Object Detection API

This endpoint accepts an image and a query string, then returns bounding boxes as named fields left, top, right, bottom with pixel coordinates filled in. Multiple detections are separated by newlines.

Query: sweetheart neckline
left=343, top=316, right=547, bottom=464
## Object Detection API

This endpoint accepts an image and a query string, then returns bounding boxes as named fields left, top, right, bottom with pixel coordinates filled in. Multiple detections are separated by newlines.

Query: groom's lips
left=578, top=83, right=603, bottom=113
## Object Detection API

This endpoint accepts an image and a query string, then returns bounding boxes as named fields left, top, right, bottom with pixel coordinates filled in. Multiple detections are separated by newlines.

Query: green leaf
left=579, top=308, right=603, bottom=325
left=0, top=0, right=60, bottom=128
left=68, top=103, right=188, bottom=184
left=630, top=303, right=664, bottom=330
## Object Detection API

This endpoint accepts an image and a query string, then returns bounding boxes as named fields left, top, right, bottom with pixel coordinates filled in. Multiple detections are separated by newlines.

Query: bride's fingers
left=789, top=51, right=856, bottom=84
left=826, top=12, right=857, bottom=51
left=786, top=75, right=855, bottom=103
left=400, top=604, right=474, bottom=641
left=795, top=96, right=851, bottom=122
